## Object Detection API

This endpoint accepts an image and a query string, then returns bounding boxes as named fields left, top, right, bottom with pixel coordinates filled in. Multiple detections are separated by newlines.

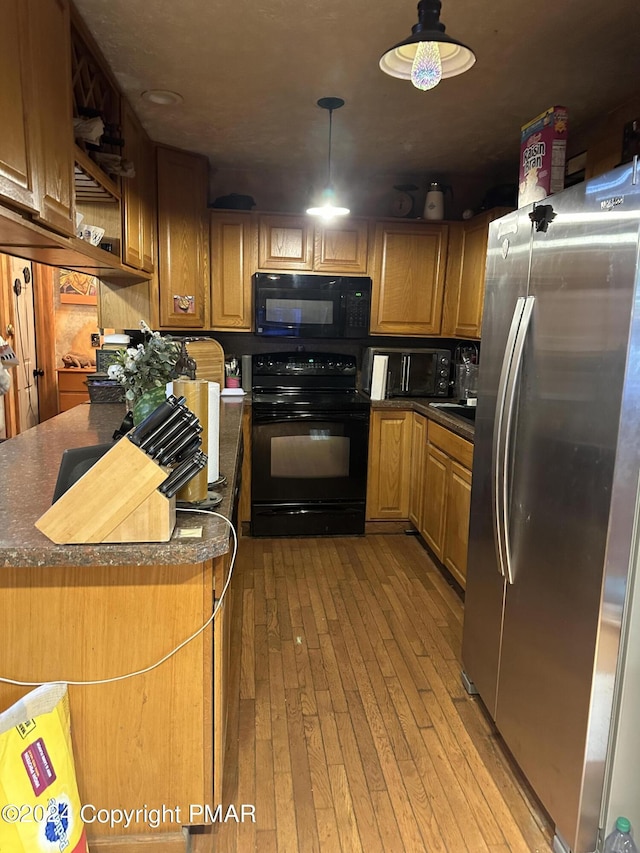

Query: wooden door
left=32, top=264, right=58, bottom=422
left=443, top=460, right=472, bottom=588
left=314, top=219, right=369, bottom=273
left=0, top=0, right=39, bottom=216
left=421, top=443, right=448, bottom=561
left=1, top=257, right=39, bottom=435
left=366, top=409, right=412, bottom=520
left=409, top=413, right=427, bottom=528
left=258, top=215, right=313, bottom=270
left=157, top=146, right=209, bottom=328
left=369, top=221, right=448, bottom=335
left=210, top=212, right=254, bottom=330
left=28, top=0, right=75, bottom=237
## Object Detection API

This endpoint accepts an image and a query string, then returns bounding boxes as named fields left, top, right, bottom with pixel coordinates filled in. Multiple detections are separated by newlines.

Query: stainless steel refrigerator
left=462, top=161, right=640, bottom=853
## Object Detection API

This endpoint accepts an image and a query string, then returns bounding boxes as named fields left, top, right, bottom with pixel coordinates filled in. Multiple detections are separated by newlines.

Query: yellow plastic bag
left=0, top=683, right=89, bottom=852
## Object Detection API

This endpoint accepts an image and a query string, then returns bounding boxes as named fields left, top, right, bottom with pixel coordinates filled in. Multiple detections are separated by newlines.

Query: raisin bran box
left=518, top=106, right=568, bottom=207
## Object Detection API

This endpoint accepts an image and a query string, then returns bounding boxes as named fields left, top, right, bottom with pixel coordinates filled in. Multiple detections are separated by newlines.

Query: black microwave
left=254, top=273, right=371, bottom=338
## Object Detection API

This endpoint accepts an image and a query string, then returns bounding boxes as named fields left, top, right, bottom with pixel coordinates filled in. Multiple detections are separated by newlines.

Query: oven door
left=251, top=409, right=369, bottom=536
left=255, top=286, right=342, bottom=338
left=252, top=410, right=369, bottom=503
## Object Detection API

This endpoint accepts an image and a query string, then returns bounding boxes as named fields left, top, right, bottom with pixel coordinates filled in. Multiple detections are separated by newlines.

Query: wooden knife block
left=35, top=438, right=176, bottom=544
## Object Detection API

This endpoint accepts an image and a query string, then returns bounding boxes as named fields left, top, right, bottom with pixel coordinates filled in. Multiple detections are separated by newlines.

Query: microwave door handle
left=404, top=354, right=411, bottom=391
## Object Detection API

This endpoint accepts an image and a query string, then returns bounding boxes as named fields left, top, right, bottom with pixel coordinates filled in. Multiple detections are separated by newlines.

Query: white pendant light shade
left=380, top=0, right=475, bottom=90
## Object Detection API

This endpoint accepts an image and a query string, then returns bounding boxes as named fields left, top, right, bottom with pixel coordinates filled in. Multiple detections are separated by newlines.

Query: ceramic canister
left=423, top=182, right=444, bottom=221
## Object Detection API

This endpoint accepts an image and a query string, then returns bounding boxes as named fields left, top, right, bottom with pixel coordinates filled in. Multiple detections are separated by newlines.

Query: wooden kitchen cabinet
left=369, top=220, right=448, bottom=335
left=57, top=368, right=92, bottom=412
left=420, top=420, right=474, bottom=588
left=258, top=214, right=313, bottom=270
left=0, top=0, right=75, bottom=237
left=210, top=211, right=255, bottom=330
left=0, top=0, right=39, bottom=217
left=121, top=99, right=155, bottom=273
left=313, top=218, right=369, bottom=273
left=366, top=409, right=413, bottom=520
left=409, top=412, right=427, bottom=529
left=157, top=145, right=209, bottom=328
left=258, top=213, right=369, bottom=273
left=442, top=207, right=511, bottom=339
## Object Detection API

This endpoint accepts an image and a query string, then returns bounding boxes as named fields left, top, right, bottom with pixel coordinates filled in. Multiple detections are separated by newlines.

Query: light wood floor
left=205, top=534, right=555, bottom=852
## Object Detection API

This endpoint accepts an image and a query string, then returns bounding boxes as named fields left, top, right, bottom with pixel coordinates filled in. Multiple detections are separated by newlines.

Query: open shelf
left=74, top=146, right=120, bottom=203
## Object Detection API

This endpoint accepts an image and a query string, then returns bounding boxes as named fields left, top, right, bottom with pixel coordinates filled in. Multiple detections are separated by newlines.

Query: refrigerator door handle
left=493, top=295, right=535, bottom=584
left=401, top=354, right=408, bottom=392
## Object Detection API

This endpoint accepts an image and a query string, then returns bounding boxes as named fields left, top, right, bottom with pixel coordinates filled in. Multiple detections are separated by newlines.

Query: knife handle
left=129, top=395, right=186, bottom=447
left=157, top=425, right=203, bottom=467
left=164, top=454, right=208, bottom=499
left=144, top=411, right=196, bottom=459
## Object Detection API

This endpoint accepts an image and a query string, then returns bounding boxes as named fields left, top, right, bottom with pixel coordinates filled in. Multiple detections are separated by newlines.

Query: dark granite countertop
left=0, top=400, right=244, bottom=568
left=369, top=397, right=475, bottom=442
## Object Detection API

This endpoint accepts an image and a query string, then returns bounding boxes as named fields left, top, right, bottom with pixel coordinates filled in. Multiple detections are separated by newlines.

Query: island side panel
left=0, top=560, right=214, bottom=845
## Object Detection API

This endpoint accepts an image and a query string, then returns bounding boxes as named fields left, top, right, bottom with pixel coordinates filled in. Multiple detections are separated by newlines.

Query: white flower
left=107, top=320, right=179, bottom=401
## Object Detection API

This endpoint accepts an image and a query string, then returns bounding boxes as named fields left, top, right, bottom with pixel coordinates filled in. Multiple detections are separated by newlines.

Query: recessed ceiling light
left=141, top=90, right=183, bottom=105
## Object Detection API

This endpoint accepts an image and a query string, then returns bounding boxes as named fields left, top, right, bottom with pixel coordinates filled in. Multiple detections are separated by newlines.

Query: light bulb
left=411, top=41, right=442, bottom=91
left=306, top=187, right=349, bottom=219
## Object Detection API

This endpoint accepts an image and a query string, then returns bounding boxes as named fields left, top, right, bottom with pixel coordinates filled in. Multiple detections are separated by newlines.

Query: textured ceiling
left=73, top=0, right=640, bottom=197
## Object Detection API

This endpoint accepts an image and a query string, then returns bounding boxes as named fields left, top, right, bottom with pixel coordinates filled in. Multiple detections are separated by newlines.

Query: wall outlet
left=90, top=333, right=101, bottom=348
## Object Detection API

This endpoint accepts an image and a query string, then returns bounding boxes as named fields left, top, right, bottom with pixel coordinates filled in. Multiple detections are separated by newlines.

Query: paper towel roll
left=208, top=382, right=220, bottom=482
left=173, top=379, right=209, bottom=502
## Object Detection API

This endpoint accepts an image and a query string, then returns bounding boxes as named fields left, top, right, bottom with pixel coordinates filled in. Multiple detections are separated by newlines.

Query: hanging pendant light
left=380, top=0, right=475, bottom=91
left=306, top=97, right=350, bottom=219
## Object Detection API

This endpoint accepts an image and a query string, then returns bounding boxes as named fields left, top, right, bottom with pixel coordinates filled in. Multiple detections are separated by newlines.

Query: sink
left=430, top=402, right=477, bottom=423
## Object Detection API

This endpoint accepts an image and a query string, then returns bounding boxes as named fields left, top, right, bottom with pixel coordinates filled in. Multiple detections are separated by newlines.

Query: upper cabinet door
left=314, top=219, right=369, bottom=273
left=121, top=100, right=143, bottom=270
left=29, top=0, right=75, bottom=237
left=140, top=133, right=156, bottom=273
left=121, top=101, right=156, bottom=273
left=441, top=208, right=511, bottom=339
left=369, top=221, right=448, bottom=336
left=157, top=146, right=209, bottom=328
left=258, top=215, right=314, bottom=270
left=210, top=212, right=254, bottom=331
left=0, top=1, right=39, bottom=216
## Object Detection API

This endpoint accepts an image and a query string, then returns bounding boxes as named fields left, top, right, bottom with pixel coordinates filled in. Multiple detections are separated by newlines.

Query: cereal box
left=518, top=106, right=568, bottom=207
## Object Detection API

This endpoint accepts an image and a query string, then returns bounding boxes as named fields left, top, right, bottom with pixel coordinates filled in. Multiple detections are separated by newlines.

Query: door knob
left=33, top=369, right=44, bottom=377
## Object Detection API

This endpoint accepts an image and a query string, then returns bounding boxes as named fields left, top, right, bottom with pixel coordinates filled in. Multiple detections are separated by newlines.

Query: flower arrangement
left=107, top=321, right=180, bottom=403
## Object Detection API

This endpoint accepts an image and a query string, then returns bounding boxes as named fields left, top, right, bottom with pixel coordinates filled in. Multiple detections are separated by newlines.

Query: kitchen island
left=0, top=401, right=244, bottom=852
